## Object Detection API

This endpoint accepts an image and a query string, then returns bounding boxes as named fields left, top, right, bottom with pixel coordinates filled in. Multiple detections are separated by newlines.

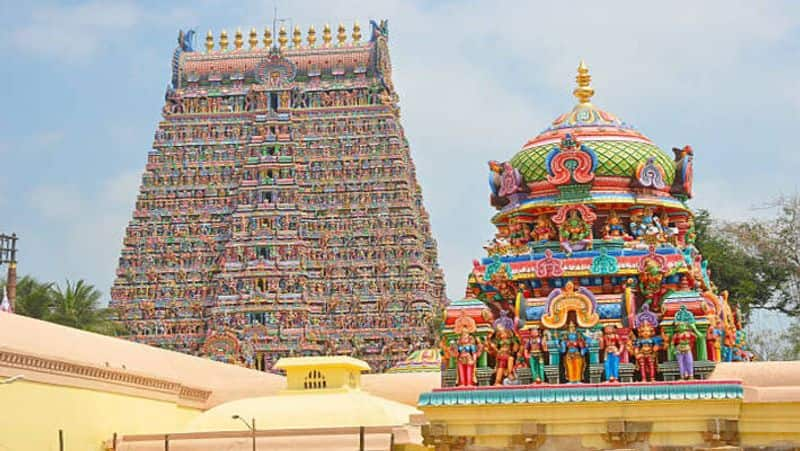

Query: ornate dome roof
left=510, top=62, right=675, bottom=185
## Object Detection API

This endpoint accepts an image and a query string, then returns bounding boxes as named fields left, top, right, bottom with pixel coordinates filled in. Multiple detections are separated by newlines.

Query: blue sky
left=1, top=1, right=799, bottom=312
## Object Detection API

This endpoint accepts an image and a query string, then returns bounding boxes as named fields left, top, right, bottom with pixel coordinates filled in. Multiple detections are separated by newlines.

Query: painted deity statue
left=659, top=211, right=678, bottom=244
left=559, top=210, right=593, bottom=255
left=522, top=327, right=547, bottom=383
left=629, top=212, right=644, bottom=239
left=671, top=322, right=698, bottom=380
left=451, top=313, right=480, bottom=387
left=603, top=211, right=631, bottom=240
left=559, top=322, right=586, bottom=383
left=639, top=259, right=666, bottom=310
left=733, top=330, right=754, bottom=362
left=706, top=314, right=724, bottom=363
left=600, top=324, right=623, bottom=382
left=508, top=216, right=530, bottom=248
left=641, top=208, right=662, bottom=245
left=532, top=214, right=555, bottom=242
left=488, top=324, right=519, bottom=385
left=631, top=321, right=662, bottom=382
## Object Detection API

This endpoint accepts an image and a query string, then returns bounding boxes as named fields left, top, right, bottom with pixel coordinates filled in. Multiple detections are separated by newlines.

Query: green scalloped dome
left=511, top=138, right=676, bottom=185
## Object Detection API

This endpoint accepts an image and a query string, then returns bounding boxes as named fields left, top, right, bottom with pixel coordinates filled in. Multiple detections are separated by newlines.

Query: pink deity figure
left=488, top=324, right=518, bottom=385
left=600, top=324, right=623, bottom=382
left=631, top=321, right=662, bottom=382
left=499, top=162, right=520, bottom=196
left=617, top=328, right=632, bottom=364
left=451, top=313, right=480, bottom=387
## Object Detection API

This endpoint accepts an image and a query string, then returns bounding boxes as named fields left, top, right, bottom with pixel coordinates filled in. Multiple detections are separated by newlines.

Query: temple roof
left=172, top=21, right=389, bottom=88
left=0, top=313, right=283, bottom=408
left=510, top=62, right=675, bottom=185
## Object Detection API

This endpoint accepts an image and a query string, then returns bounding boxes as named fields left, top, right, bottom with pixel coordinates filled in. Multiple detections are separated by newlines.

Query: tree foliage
left=693, top=210, right=784, bottom=320
left=722, top=195, right=800, bottom=316
left=748, top=322, right=800, bottom=361
left=12, top=276, right=54, bottom=319
left=1, top=276, right=118, bottom=335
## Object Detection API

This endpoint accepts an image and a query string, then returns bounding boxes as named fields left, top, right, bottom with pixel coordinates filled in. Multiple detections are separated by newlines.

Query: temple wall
left=420, top=399, right=800, bottom=450
left=0, top=379, right=200, bottom=451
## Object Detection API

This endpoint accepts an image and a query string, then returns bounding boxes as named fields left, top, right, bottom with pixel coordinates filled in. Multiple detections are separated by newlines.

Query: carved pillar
left=422, top=423, right=472, bottom=451
left=511, top=423, right=546, bottom=450
left=547, top=338, right=560, bottom=365
left=605, top=420, right=652, bottom=448
left=703, top=418, right=739, bottom=448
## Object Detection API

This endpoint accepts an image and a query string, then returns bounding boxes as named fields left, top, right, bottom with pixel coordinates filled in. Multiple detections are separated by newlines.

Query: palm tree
left=11, top=276, right=55, bottom=319
left=49, top=279, right=112, bottom=334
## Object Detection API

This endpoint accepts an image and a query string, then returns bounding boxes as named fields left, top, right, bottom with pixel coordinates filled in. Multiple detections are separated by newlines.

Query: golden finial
left=205, top=30, right=214, bottom=52
left=263, top=27, right=272, bottom=48
left=573, top=60, right=595, bottom=104
left=352, top=21, right=361, bottom=43
left=249, top=28, right=258, bottom=49
left=292, top=25, right=302, bottom=48
left=323, top=24, right=332, bottom=47
left=337, top=23, right=346, bottom=46
left=307, top=25, right=317, bottom=47
left=234, top=28, right=243, bottom=50
left=278, top=26, right=288, bottom=50
left=219, top=30, right=228, bottom=51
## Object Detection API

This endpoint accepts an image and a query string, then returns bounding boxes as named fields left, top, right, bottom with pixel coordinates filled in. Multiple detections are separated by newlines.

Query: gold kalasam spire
left=352, top=21, right=361, bottom=43
left=573, top=60, right=595, bottom=104
left=323, top=24, right=332, bottom=47
left=293, top=25, right=302, bottom=48
left=307, top=25, right=317, bottom=47
left=337, top=23, right=346, bottom=46
left=249, top=28, right=258, bottom=49
left=278, top=26, right=288, bottom=50
left=219, top=30, right=229, bottom=51
left=234, top=28, right=243, bottom=50
left=205, top=30, right=214, bottom=52
left=263, top=27, right=272, bottom=48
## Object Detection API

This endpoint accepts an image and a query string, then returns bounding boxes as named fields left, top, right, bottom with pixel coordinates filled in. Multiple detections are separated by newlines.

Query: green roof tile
left=510, top=140, right=676, bottom=184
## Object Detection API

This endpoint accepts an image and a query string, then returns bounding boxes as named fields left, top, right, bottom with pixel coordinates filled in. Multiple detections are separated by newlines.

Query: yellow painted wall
left=421, top=399, right=800, bottom=449
left=0, top=380, right=201, bottom=451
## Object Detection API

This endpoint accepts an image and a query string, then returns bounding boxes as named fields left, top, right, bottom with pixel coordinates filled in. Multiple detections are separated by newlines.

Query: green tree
left=49, top=279, right=116, bottom=334
left=693, top=210, right=783, bottom=320
left=722, top=195, right=800, bottom=316
left=11, top=276, right=55, bottom=319
left=782, top=322, right=800, bottom=360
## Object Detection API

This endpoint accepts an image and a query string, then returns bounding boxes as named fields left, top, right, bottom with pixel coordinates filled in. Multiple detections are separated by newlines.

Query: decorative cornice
left=419, top=380, right=743, bottom=407
left=0, top=348, right=211, bottom=406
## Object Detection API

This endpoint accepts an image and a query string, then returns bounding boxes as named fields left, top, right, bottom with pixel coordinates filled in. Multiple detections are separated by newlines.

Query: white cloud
left=11, top=1, right=143, bottom=62
left=28, top=184, right=84, bottom=220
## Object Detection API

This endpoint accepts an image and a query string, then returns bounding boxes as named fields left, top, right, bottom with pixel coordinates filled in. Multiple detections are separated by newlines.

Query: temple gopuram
left=419, top=63, right=756, bottom=450
left=110, top=21, right=446, bottom=372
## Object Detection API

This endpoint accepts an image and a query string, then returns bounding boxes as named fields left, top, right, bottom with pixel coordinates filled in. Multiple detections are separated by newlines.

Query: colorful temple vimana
left=436, top=62, right=752, bottom=389
left=110, top=22, right=446, bottom=372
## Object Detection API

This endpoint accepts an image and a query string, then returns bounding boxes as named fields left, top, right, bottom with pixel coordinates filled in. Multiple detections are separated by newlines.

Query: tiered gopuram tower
left=110, top=21, right=446, bottom=372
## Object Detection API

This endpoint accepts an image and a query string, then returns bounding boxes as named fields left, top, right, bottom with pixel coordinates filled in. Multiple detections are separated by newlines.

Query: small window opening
left=304, top=369, right=327, bottom=389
